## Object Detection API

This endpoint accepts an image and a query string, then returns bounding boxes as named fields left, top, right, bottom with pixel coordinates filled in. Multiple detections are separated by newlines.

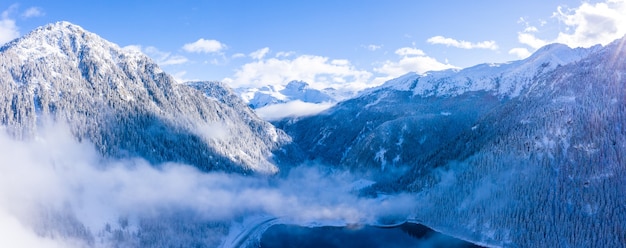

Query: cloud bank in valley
left=254, top=100, right=336, bottom=121
left=0, top=122, right=417, bottom=247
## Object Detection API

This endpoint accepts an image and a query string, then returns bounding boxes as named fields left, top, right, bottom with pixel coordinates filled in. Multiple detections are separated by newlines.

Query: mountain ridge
left=363, top=42, right=601, bottom=99
left=236, top=80, right=339, bottom=109
left=2, top=21, right=625, bottom=247
left=279, top=35, right=626, bottom=247
left=0, top=21, right=291, bottom=174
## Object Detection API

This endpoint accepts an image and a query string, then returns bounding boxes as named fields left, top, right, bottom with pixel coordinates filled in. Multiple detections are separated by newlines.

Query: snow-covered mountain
left=3, top=21, right=625, bottom=248
left=236, top=80, right=340, bottom=109
left=364, top=42, right=600, bottom=98
left=278, top=41, right=603, bottom=170
left=278, top=37, right=626, bottom=247
left=0, top=21, right=291, bottom=174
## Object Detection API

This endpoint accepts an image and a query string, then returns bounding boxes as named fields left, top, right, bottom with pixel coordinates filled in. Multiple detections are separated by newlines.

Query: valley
left=0, top=20, right=624, bottom=247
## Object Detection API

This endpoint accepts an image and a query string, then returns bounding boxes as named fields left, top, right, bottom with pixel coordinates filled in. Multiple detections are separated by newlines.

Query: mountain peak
left=532, top=42, right=570, bottom=53
left=0, top=22, right=291, bottom=173
left=4, top=21, right=90, bottom=48
left=40, top=21, right=86, bottom=33
left=361, top=40, right=605, bottom=99
left=285, top=80, right=309, bottom=91
left=2, top=21, right=145, bottom=64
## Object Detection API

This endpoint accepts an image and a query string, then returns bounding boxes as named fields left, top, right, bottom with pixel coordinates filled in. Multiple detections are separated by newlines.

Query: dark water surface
left=260, top=223, right=485, bottom=248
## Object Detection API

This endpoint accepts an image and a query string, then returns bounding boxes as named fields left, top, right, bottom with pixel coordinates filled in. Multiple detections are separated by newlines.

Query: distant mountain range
left=236, top=80, right=340, bottom=109
left=0, top=21, right=293, bottom=174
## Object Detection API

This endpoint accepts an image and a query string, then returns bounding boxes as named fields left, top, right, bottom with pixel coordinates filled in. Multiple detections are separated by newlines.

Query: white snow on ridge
left=1, top=21, right=291, bottom=174
left=363, top=42, right=600, bottom=99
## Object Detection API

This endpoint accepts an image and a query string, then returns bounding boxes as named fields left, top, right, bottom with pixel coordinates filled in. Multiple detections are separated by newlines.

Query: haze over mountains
left=0, top=21, right=624, bottom=247
left=233, top=80, right=345, bottom=121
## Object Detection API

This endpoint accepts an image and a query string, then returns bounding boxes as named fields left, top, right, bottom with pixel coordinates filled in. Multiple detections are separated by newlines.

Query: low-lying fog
left=0, top=122, right=439, bottom=247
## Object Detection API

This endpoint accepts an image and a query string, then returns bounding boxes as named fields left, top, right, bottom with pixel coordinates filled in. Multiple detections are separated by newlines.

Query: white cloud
left=127, top=45, right=189, bottom=66
left=224, top=54, right=372, bottom=91
left=508, top=47, right=532, bottom=59
left=232, top=53, right=246, bottom=58
left=516, top=0, right=626, bottom=51
left=372, top=47, right=457, bottom=85
left=21, top=7, right=44, bottom=18
left=0, top=211, right=68, bottom=248
left=395, top=47, right=425, bottom=56
left=552, top=0, right=626, bottom=47
left=249, top=47, right=270, bottom=60
left=275, top=51, right=295, bottom=57
left=331, top=59, right=349, bottom=66
left=0, top=122, right=418, bottom=246
left=0, top=5, right=19, bottom=45
left=182, top=38, right=225, bottom=53
left=255, top=100, right=335, bottom=121
left=122, top=44, right=142, bottom=53
left=160, top=55, right=188, bottom=65
left=518, top=32, right=548, bottom=49
left=427, top=36, right=499, bottom=50
left=523, top=26, right=539, bottom=33
left=365, top=44, right=382, bottom=51
left=171, top=70, right=197, bottom=83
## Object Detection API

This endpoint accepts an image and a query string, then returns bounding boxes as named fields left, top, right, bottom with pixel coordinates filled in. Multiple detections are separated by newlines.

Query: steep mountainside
left=278, top=41, right=598, bottom=174
left=0, top=21, right=290, bottom=174
left=278, top=37, right=626, bottom=246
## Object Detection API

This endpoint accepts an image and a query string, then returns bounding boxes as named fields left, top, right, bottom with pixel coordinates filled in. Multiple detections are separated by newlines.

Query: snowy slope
left=0, top=21, right=291, bottom=174
left=399, top=38, right=626, bottom=247
left=279, top=36, right=626, bottom=247
left=366, top=43, right=600, bottom=98
left=280, top=41, right=603, bottom=170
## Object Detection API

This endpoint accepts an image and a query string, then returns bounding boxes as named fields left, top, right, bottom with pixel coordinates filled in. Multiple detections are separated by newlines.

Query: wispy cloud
left=123, top=45, right=189, bottom=66
left=508, top=47, right=531, bottom=59
left=255, top=100, right=335, bottom=121
left=146, top=46, right=189, bottom=66
left=232, top=53, right=246, bottom=59
left=0, top=122, right=417, bottom=247
left=224, top=52, right=372, bottom=91
left=182, top=38, right=226, bottom=53
left=427, top=36, right=498, bottom=50
left=523, top=26, right=539, bottom=33
left=517, top=32, right=548, bottom=49
left=551, top=0, right=626, bottom=47
left=365, top=44, right=382, bottom=51
left=249, top=47, right=270, bottom=60
left=395, top=47, right=425, bottom=56
left=0, top=4, right=19, bottom=45
left=372, top=47, right=457, bottom=85
left=275, top=51, right=295, bottom=58
left=514, top=0, right=626, bottom=54
left=21, top=7, right=44, bottom=18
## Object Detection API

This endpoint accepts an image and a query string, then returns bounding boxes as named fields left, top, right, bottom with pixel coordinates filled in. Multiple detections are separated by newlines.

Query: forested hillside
left=279, top=37, right=626, bottom=246
left=0, top=21, right=291, bottom=174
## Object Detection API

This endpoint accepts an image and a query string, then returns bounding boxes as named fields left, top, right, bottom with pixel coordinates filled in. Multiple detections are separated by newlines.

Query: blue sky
left=1, top=1, right=625, bottom=91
